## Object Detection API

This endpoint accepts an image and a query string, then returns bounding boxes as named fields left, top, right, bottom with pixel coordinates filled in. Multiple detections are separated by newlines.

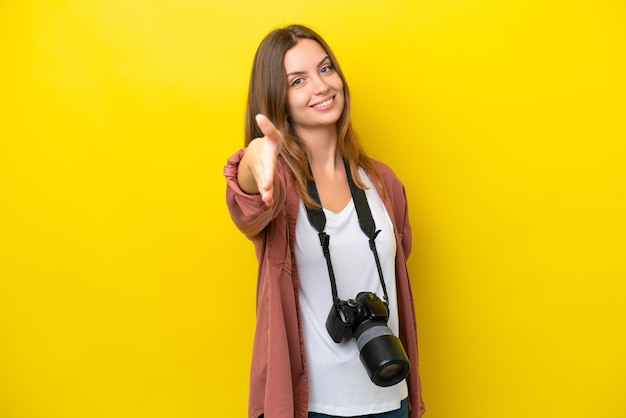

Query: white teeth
left=313, top=98, right=333, bottom=108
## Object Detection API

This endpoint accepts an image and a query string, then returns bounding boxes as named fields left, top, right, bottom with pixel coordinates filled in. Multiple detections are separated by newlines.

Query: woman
left=224, top=24, right=425, bottom=418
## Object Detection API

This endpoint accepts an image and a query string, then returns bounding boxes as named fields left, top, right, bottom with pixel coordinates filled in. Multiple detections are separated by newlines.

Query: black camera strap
left=305, top=159, right=390, bottom=310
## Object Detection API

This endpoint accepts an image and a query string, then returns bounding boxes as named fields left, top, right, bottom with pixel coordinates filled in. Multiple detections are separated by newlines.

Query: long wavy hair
left=244, top=24, right=382, bottom=207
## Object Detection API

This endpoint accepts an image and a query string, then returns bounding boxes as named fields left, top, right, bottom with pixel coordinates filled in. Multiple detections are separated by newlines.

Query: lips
left=311, top=96, right=334, bottom=109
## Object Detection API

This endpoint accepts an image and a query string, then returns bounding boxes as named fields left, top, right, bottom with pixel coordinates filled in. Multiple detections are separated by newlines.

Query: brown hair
left=244, top=24, right=382, bottom=207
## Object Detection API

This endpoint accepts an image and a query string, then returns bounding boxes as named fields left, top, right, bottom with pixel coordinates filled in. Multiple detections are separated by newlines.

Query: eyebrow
left=286, top=55, right=331, bottom=78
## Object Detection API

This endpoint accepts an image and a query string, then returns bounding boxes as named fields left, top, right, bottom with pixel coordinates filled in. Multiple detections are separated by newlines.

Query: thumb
left=255, top=114, right=282, bottom=146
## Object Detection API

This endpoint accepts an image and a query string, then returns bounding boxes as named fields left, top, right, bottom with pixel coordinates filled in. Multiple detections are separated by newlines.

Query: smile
left=311, top=97, right=334, bottom=109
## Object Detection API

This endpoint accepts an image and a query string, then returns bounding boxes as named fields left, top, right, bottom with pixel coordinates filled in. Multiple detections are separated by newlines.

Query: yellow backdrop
left=1, top=1, right=625, bottom=417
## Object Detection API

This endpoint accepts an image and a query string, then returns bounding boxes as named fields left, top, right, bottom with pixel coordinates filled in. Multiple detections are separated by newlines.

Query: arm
left=223, top=149, right=287, bottom=238
left=236, top=114, right=282, bottom=207
left=223, top=115, right=286, bottom=238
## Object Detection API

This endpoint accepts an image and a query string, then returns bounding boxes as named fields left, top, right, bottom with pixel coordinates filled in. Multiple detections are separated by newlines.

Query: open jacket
left=224, top=149, right=425, bottom=418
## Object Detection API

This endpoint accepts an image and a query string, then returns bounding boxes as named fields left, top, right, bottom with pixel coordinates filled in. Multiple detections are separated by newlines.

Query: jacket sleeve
left=223, top=148, right=287, bottom=238
left=398, top=183, right=412, bottom=259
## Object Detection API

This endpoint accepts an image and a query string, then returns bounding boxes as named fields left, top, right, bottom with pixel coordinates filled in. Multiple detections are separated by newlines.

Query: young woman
left=224, top=24, right=425, bottom=418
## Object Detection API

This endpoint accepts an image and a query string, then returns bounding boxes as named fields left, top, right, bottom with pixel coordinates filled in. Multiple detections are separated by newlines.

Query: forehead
left=283, top=38, right=329, bottom=73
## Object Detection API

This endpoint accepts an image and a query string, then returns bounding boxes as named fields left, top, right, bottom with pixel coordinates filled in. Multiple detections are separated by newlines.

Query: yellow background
left=1, top=1, right=625, bottom=417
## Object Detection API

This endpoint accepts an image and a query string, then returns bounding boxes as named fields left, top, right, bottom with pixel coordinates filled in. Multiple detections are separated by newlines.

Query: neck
left=298, top=124, right=341, bottom=172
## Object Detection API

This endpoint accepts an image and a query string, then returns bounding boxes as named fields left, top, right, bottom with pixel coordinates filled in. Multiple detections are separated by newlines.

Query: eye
left=320, top=64, right=334, bottom=74
left=290, top=77, right=304, bottom=87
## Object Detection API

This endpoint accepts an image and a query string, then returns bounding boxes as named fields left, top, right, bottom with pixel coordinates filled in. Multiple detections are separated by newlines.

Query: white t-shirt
left=295, top=168, right=408, bottom=416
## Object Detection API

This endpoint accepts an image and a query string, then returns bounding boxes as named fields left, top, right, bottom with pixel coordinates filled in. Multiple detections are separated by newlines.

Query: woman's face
left=283, top=39, right=345, bottom=136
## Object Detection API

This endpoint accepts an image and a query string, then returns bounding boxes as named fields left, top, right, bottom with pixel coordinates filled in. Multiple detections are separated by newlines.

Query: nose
left=311, top=75, right=330, bottom=95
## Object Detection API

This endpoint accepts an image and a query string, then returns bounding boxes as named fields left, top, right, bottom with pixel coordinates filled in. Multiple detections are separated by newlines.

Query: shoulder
left=365, top=158, right=409, bottom=215
left=368, top=158, right=404, bottom=189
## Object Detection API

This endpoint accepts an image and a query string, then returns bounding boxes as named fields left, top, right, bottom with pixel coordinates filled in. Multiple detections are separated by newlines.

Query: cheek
left=286, top=94, right=300, bottom=121
left=332, top=75, right=344, bottom=93
left=287, top=90, right=307, bottom=113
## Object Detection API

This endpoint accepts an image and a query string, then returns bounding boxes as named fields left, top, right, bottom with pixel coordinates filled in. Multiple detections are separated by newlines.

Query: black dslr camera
left=326, top=291, right=410, bottom=387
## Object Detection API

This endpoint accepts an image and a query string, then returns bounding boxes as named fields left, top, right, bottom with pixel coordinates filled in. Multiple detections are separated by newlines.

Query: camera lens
left=378, top=362, right=404, bottom=381
left=355, top=322, right=410, bottom=387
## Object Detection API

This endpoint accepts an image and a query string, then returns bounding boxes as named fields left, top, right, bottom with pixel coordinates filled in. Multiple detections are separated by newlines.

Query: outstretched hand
left=238, top=114, right=283, bottom=206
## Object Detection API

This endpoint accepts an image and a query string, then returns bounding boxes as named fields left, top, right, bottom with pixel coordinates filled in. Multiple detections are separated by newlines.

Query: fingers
left=257, top=158, right=276, bottom=206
